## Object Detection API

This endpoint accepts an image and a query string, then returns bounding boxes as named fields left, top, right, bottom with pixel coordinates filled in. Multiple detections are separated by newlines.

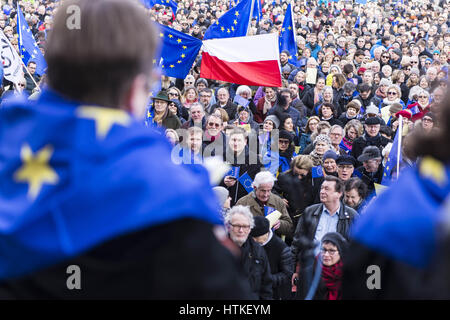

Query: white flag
left=0, top=30, right=23, bottom=84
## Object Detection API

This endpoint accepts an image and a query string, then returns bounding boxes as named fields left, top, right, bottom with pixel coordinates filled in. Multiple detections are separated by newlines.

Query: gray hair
left=224, top=205, right=255, bottom=229
left=252, top=171, right=276, bottom=189
left=189, top=102, right=204, bottom=113
left=236, top=85, right=252, bottom=97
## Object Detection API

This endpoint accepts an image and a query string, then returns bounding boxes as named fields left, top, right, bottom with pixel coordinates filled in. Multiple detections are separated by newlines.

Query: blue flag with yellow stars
left=16, top=4, right=47, bottom=76
left=351, top=157, right=450, bottom=268
left=0, top=88, right=222, bottom=280
left=141, top=0, right=178, bottom=15
left=156, top=23, right=203, bottom=79
left=203, top=0, right=254, bottom=40
left=252, top=0, right=262, bottom=23
left=381, top=127, right=402, bottom=185
left=279, top=3, right=299, bottom=67
left=238, top=171, right=254, bottom=193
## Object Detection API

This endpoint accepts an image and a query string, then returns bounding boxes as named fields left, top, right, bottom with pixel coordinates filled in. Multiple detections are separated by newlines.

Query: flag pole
left=19, top=58, right=41, bottom=92
left=396, top=115, right=403, bottom=179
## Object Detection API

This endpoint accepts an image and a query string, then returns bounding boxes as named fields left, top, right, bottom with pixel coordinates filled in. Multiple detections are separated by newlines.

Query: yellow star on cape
left=221, top=26, right=225, bottom=31
left=76, top=106, right=131, bottom=140
left=288, top=26, right=292, bottom=30
left=14, top=144, right=59, bottom=200
left=181, top=53, right=186, bottom=58
left=159, top=33, right=164, bottom=37
left=235, top=11, right=239, bottom=17
left=177, top=38, right=182, bottom=43
left=170, top=64, right=174, bottom=68
left=420, top=156, right=447, bottom=185
left=182, top=46, right=187, bottom=50
left=233, top=19, right=238, bottom=25
left=282, top=28, right=285, bottom=32
left=168, top=34, right=173, bottom=38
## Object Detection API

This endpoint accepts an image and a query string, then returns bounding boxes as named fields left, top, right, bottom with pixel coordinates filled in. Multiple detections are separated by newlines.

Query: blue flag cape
left=0, top=89, right=222, bottom=280
left=351, top=159, right=450, bottom=268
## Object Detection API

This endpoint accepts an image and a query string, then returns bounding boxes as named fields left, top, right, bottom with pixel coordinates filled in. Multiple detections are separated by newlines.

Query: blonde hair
left=290, top=155, right=314, bottom=171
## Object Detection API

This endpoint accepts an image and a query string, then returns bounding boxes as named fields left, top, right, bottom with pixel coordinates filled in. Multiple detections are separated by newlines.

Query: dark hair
left=355, top=49, right=365, bottom=57
left=358, top=83, right=372, bottom=93
left=324, top=175, right=344, bottom=193
left=379, top=125, right=393, bottom=139
left=46, top=0, right=157, bottom=107
left=345, top=177, right=367, bottom=199
left=319, top=102, right=337, bottom=117
left=343, top=63, right=354, bottom=75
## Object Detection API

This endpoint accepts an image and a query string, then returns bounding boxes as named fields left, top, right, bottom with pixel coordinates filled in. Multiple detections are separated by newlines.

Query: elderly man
left=236, top=171, right=293, bottom=239
left=225, top=206, right=273, bottom=300
left=329, top=125, right=347, bottom=156
left=211, top=87, right=238, bottom=119
left=203, top=114, right=226, bottom=158
left=291, top=176, right=358, bottom=298
left=351, top=116, right=391, bottom=166
left=181, top=102, right=206, bottom=129
left=356, top=146, right=384, bottom=198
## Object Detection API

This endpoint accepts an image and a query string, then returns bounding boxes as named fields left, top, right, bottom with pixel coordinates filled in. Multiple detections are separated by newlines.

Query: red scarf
left=321, top=260, right=343, bottom=300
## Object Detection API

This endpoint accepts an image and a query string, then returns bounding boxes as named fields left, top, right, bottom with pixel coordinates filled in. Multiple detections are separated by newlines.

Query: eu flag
left=141, top=0, right=178, bottom=15
left=279, top=3, right=299, bottom=67
left=355, top=16, right=361, bottom=29
left=238, top=171, right=254, bottom=193
left=381, top=127, right=402, bottom=185
left=226, top=166, right=240, bottom=179
left=355, top=0, right=367, bottom=4
left=312, top=166, right=324, bottom=178
left=203, top=0, right=255, bottom=40
left=16, top=4, right=47, bottom=76
left=252, top=0, right=262, bottom=23
left=156, top=23, right=203, bottom=79
left=0, top=88, right=222, bottom=280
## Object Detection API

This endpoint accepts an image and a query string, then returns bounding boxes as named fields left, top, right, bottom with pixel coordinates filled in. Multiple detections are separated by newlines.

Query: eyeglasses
left=387, top=91, right=397, bottom=95
left=168, top=92, right=179, bottom=96
left=230, top=224, right=251, bottom=231
left=279, top=139, right=290, bottom=145
left=18, top=83, right=26, bottom=87
left=207, top=122, right=221, bottom=128
left=406, top=68, right=411, bottom=71
left=185, top=82, right=193, bottom=85
left=330, top=132, right=342, bottom=136
left=333, top=59, right=340, bottom=62
left=418, top=95, right=428, bottom=99
left=425, top=62, right=431, bottom=65
left=321, top=248, right=338, bottom=256
left=411, top=61, right=418, bottom=64
left=423, top=117, right=433, bottom=122
left=382, top=56, right=389, bottom=59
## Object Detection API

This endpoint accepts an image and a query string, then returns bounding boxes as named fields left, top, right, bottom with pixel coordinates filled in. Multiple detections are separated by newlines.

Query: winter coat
left=351, top=134, right=391, bottom=166
left=240, top=237, right=273, bottom=300
left=235, top=192, right=294, bottom=238
left=261, top=232, right=294, bottom=300
left=291, top=202, right=359, bottom=264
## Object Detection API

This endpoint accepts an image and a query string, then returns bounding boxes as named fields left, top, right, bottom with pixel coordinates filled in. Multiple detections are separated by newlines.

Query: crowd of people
left=0, top=0, right=449, bottom=300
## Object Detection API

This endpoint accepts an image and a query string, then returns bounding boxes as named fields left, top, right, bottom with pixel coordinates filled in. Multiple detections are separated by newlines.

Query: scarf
left=382, top=97, right=400, bottom=105
left=341, top=136, right=353, bottom=153
left=321, top=260, right=343, bottom=300
left=309, top=150, right=323, bottom=166
left=375, top=87, right=386, bottom=99
left=263, top=95, right=277, bottom=115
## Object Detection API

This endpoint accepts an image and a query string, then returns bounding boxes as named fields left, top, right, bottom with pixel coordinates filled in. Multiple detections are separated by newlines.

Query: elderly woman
left=344, top=178, right=368, bottom=214
left=313, top=86, right=338, bottom=116
left=380, top=85, right=405, bottom=117
left=313, top=232, right=348, bottom=300
left=235, top=85, right=257, bottom=116
left=307, top=134, right=332, bottom=166
left=340, top=119, right=363, bottom=154
left=406, top=88, right=432, bottom=122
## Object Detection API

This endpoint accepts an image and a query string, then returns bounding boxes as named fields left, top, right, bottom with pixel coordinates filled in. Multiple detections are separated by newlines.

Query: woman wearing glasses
left=313, top=232, right=348, bottom=300
left=406, top=88, right=432, bottom=122
left=380, top=85, right=405, bottom=123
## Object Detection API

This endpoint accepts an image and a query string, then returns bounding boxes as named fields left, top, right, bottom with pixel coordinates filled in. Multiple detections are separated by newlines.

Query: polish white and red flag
left=200, top=33, right=282, bottom=87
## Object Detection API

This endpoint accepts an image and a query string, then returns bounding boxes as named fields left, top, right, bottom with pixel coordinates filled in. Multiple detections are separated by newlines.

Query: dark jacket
left=211, top=100, right=238, bottom=120
left=24, top=72, right=40, bottom=96
left=221, top=147, right=263, bottom=206
left=240, top=237, right=273, bottom=300
left=273, top=171, right=315, bottom=227
left=162, top=112, right=182, bottom=130
left=351, top=134, right=391, bottom=167
left=356, top=165, right=384, bottom=198
left=0, top=219, right=253, bottom=299
left=291, top=203, right=359, bottom=264
left=262, top=232, right=294, bottom=300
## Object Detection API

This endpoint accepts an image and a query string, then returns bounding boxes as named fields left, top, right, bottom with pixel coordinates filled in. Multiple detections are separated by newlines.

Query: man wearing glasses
left=199, top=88, right=215, bottom=115
left=225, top=206, right=273, bottom=300
left=203, top=114, right=226, bottom=157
